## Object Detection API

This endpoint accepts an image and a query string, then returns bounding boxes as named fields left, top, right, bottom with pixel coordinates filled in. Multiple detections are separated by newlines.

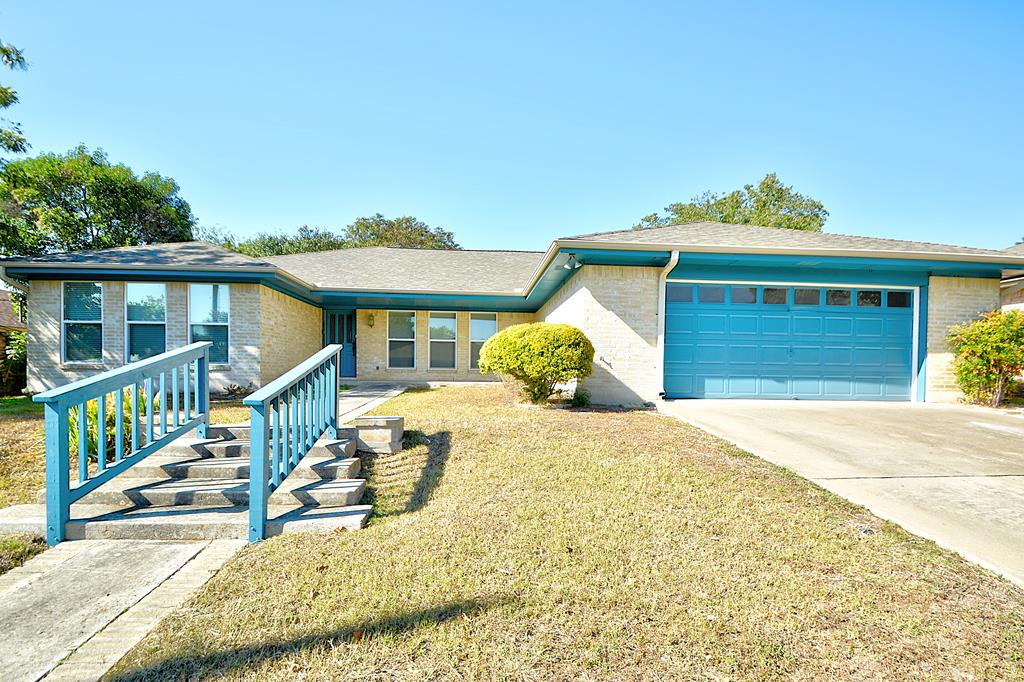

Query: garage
left=663, top=281, right=916, bottom=400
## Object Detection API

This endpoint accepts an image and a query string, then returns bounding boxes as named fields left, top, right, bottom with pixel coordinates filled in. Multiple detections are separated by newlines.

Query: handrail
left=34, top=342, right=212, bottom=545
left=246, top=344, right=342, bottom=542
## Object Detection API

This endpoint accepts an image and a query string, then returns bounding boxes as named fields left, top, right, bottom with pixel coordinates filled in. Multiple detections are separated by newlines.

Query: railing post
left=196, top=347, right=210, bottom=439
left=248, top=402, right=269, bottom=542
left=44, top=402, right=70, bottom=546
left=326, top=350, right=339, bottom=439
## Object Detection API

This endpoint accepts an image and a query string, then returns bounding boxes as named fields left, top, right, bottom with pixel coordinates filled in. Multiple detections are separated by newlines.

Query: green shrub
left=569, top=387, right=591, bottom=408
left=0, top=331, right=26, bottom=396
left=947, top=310, right=1024, bottom=406
left=69, top=388, right=157, bottom=462
left=478, top=323, right=594, bottom=404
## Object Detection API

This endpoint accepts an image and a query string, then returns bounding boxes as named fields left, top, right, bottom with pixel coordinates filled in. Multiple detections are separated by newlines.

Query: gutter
left=656, top=250, right=680, bottom=398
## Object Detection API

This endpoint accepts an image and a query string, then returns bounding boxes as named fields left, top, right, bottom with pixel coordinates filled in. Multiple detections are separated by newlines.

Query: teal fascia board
left=524, top=248, right=672, bottom=308
left=318, top=291, right=532, bottom=312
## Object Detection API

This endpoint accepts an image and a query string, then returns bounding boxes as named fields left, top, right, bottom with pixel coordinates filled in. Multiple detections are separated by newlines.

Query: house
left=2, top=222, right=1022, bottom=405
left=0, top=290, right=26, bottom=361
left=1000, top=242, right=1024, bottom=311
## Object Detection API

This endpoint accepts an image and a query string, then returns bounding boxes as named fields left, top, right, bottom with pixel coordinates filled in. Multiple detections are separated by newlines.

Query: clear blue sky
left=3, top=1, right=1022, bottom=251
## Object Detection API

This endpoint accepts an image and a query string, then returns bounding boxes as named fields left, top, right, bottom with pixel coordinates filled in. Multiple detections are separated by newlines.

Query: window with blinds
left=62, top=282, right=103, bottom=363
left=125, top=283, right=167, bottom=362
left=189, top=284, right=230, bottom=364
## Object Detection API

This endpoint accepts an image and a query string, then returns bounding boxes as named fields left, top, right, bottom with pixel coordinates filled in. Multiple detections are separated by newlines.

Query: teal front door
left=324, top=311, right=357, bottom=377
left=663, top=282, right=916, bottom=400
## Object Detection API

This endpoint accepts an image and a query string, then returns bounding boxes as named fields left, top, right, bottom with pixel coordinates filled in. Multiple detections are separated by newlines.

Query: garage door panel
left=664, top=284, right=915, bottom=401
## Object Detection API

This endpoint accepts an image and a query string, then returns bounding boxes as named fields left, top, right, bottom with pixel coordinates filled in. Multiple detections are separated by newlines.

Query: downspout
left=656, top=250, right=680, bottom=398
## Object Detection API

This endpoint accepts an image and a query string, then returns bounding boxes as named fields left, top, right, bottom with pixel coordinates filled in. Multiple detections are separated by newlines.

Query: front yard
left=109, top=386, right=1024, bottom=681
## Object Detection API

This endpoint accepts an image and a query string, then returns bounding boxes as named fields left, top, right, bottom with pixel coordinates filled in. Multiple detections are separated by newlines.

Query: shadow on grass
left=109, top=597, right=503, bottom=681
left=359, top=430, right=451, bottom=520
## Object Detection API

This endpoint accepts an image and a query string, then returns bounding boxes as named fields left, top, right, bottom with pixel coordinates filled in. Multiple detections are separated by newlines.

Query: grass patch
left=110, top=386, right=1024, bottom=681
left=0, top=533, right=45, bottom=575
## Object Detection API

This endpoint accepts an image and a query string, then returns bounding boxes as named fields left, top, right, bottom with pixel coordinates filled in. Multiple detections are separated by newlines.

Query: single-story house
left=3, top=221, right=1022, bottom=405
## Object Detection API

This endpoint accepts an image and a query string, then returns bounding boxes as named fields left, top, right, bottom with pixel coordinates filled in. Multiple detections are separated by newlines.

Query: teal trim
left=34, top=342, right=212, bottom=545
left=668, top=252, right=1006, bottom=280
left=524, top=248, right=672, bottom=308
left=917, top=285, right=929, bottom=402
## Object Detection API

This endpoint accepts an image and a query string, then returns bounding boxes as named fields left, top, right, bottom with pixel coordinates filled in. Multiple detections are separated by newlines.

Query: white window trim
left=386, top=310, right=417, bottom=370
left=124, top=282, right=168, bottom=363
left=61, top=281, right=104, bottom=365
left=468, top=312, right=497, bottom=370
left=187, top=283, right=231, bottom=366
left=428, top=311, right=458, bottom=370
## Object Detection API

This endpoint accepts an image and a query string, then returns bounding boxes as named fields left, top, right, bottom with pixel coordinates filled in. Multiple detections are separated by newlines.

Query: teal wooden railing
left=33, top=342, right=212, bottom=545
left=245, top=344, right=342, bottom=542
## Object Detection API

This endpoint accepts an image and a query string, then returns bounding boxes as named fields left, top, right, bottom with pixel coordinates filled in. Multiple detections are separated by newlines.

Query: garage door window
left=666, top=284, right=693, bottom=303
left=794, top=288, right=820, bottom=305
left=826, top=289, right=851, bottom=306
left=763, top=287, right=788, bottom=305
left=887, top=291, right=912, bottom=307
left=731, top=286, right=757, bottom=304
left=857, top=290, right=882, bottom=307
left=699, top=285, right=726, bottom=303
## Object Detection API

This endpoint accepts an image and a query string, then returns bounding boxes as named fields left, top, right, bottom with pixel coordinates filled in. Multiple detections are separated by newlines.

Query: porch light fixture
left=368, top=313, right=375, bottom=328
left=563, top=254, right=582, bottom=270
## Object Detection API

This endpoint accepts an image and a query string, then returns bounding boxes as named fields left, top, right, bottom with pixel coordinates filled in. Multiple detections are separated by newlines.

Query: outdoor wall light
left=368, top=313, right=375, bottom=328
left=563, top=254, right=582, bottom=270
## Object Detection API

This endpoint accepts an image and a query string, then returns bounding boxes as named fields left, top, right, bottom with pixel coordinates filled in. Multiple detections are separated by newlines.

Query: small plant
left=947, top=310, right=1024, bottom=406
left=478, top=323, right=595, bottom=405
left=224, top=383, right=255, bottom=399
left=69, top=388, right=158, bottom=462
left=569, top=387, right=591, bottom=408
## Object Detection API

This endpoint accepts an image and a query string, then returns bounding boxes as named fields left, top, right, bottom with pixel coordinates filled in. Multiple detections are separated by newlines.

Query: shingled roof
left=264, top=247, right=544, bottom=293
left=0, top=242, right=275, bottom=271
left=562, top=222, right=1021, bottom=260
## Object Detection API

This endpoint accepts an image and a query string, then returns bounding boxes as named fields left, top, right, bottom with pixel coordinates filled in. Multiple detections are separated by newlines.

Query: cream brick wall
left=925, top=275, right=1001, bottom=402
left=25, top=279, right=269, bottom=394
left=355, top=309, right=533, bottom=381
left=259, top=287, right=322, bottom=385
left=1001, top=284, right=1024, bottom=311
left=538, top=265, right=661, bottom=406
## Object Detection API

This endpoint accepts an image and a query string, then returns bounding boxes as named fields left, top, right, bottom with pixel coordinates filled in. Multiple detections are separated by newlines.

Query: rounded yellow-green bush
left=478, top=322, right=594, bottom=404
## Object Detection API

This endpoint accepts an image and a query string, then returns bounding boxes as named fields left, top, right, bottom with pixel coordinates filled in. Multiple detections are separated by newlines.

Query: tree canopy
left=633, top=173, right=828, bottom=232
left=0, top=39, right=28, bottom=163
left=0, top=146, right=196, bottom=257
left=200, top=213, right=460, bottom=257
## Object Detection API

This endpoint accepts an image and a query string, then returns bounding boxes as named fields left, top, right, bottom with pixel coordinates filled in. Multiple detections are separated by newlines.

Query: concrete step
left=161, top=436, right=357, bottom=460
left=62, top=474, right=366, bottom=508
left=0, top=503, right=372, bottom=540
left=118, top=449, right=360, bottom=481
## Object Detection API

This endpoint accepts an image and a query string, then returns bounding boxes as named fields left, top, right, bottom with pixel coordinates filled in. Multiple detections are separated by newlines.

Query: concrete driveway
left=660, top=399, right=1024, bottom=587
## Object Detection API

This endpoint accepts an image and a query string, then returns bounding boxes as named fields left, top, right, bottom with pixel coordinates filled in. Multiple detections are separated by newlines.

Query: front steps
left=6, top=419, right=406, bottom=541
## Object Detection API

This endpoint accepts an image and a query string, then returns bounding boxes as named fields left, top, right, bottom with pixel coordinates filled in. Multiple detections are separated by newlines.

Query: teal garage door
left=663, top=283, right=915, bottom=400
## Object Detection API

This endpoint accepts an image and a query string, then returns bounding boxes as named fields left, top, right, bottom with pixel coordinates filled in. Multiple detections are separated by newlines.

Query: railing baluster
left=290, top=384, right=299, bottom=469
left=271, top=397, right=281, bottom=488
left=196, top=349, right=210, bottom=439
left=183, top=361, right=191, bottom=420
left=172, top=367, right=180, bottom=429
left=248, top=402, right=269, bottom=543
left=159, top=371, right=168, bottom=437
left=115, top=387, right=124, bottom=462
left=97, top=392, right=107, bottom=473
left=77, top=400, right=88, bottom=483
left=281, top=391, right=290, bottom=483
left=44, top=403, right=70, bottom=545
left=145, top=376, right=154, bottom=445
left=132, top=382, right=140, bottom=454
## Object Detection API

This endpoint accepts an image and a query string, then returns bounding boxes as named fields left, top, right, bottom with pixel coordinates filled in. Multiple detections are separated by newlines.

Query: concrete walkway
left=0, top=539, right=242, bottom=681
left=337, top=382, right=406, bottom=422
left=661, top=399, right=1024, bottom=588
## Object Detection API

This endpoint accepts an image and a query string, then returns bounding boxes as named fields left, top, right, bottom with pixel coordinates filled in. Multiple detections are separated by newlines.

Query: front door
left=324, top=311, right=357, bottom=377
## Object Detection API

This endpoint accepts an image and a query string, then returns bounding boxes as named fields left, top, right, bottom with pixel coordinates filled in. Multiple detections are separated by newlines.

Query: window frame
left=427, top=311, right=458, bottom=370
left=187, top=283, right=231, bottom=366
left=386, top=310, right=417, bottom=370
left=124, top=282, right=168, bottom=363
left=61, top=281, right=104, bottom=365
left=469, top=312, right=498, bottom=370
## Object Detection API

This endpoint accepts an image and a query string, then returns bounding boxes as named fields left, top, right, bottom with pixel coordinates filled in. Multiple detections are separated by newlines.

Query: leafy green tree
left=0, top=39, right=28, bottom=163
left=200, top=214, right=460, bottom=257
left=344, top=214, right=459, bottom=249
left=634, top=173, right=828, bottom=232
left=0, top=146, right=195, bottom=257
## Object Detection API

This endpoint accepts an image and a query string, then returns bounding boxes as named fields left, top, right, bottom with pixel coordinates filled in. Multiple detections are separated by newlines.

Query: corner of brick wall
left=925, top=275, right=1000, bottom=403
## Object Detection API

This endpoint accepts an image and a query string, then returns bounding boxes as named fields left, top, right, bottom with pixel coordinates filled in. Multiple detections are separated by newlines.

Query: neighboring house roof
left=0, top=291, right=25, bottom=332
left=0, top=242, right=275, bottom=271
left=264, top=247, right=545, bottom=293
left=560, top=222, right=1021, bottom=261
left=1003, top=242, right=1024, bottom=255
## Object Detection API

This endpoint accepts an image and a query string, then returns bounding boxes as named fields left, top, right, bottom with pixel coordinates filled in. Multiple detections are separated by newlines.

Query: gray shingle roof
left=0, top=242, right=275, bottom=270
left=562, top=222, right=1021, bottom=259
left=1003, top=242, right=1024, bottom=255
left=264, top=247, right=545, bottom=293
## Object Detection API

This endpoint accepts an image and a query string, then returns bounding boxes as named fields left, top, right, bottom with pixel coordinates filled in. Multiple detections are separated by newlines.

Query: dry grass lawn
left=108, top=386, right=1024, bottom=681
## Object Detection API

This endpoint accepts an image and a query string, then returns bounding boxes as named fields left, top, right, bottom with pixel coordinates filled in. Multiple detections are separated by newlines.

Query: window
left=387, top=311, right=416, bottom=369
left=857, top=290, right=882, bottom=307
left=698, top=285, right=726, bottom=304
left=826, top=288, right=851, bottom=306
left=731, top=286, right=757, bottom=304
left=887, top=291, right=912, bottom=308
left=470, top=313, right=497, bottom=370
left=666, top=284, right=693, bottom=303
left=125, top=283, right=166, bottom=362
left=794, top=288, right=820, bottom=305
left=62, top=282, right=103, bottom=363
left=763, top=287, right=788, bottom=305
left=428, top=312, right=457, bottom=369
left=188, top=284, right=230, bottom=364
